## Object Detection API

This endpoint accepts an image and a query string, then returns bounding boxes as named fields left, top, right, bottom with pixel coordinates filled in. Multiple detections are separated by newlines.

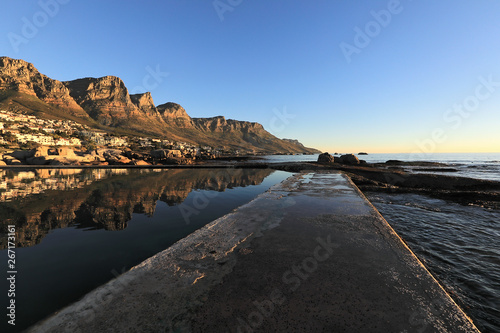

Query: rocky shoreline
left=2, top=151, right=499, bottom=209
left=0, top=146, right=220, bottom=166
left=272, top=159, right=500, bottom=210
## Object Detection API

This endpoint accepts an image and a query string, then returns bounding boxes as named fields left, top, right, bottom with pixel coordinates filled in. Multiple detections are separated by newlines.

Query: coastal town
left=0, top=110, right=222, bottom=166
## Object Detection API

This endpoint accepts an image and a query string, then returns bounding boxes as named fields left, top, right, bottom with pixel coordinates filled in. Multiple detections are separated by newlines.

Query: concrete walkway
left=29, top=172, right=479, bottom=332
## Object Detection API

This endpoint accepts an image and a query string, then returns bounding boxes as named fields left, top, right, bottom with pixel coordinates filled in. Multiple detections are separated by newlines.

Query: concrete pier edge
left=344, top=173, right=479, bottom=329
left=27, top=171, right=480, bottom=332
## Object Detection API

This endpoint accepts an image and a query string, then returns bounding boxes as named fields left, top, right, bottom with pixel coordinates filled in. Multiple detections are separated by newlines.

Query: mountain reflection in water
left=0, top=168, right=275, bottom=249
left=0, top=168, right=288, bottom=332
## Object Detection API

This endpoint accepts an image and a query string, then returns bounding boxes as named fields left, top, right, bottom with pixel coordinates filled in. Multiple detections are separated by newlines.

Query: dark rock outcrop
left=338, top=154, right=360, bottom=165
left=318, top=152, right=335, bottom=163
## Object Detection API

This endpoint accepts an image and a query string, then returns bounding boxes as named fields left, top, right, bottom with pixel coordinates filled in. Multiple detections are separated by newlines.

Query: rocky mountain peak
left=63, top=76, right=131, bottom=103
left=0, top=56, right=40, bottom=96
left=282, top=138, right=305, bottom=147
left=63, top=76, right=139, bottom=125
left=157, top=102, right=193, bottom=128
left=0, top=56, right=87, bottom=116
left=130, top=92, right=158, bottom=116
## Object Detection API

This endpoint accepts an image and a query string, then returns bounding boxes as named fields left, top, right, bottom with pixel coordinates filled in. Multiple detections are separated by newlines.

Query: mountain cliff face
left=130, top=92, right=159, bottom=116
left=157, top=102, right=194, bottom=128
left=282, top=138, right=306, bottom=148
left=63, top=76, right=141, bottom=126
left=0, top=57, right=89, bottom=118
left=0, top=57, right=320, bottom=154
left=193, top=116, right=263, bottom=133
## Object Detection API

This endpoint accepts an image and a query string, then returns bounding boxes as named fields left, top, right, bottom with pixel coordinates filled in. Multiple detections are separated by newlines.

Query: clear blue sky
left=1, top=0, right=500, bottom=153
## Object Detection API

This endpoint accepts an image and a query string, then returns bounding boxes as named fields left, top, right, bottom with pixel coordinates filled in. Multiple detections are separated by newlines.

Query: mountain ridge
left=0, top=57, right=320, bottom=154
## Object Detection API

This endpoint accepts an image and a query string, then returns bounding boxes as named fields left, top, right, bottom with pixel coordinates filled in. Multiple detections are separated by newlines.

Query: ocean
left=260, top=152, right=500, bottom=332
left=259, top=152, right=500, bottom=181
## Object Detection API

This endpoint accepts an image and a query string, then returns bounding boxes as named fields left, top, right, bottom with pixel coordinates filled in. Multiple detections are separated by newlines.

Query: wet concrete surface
left=190, top=172, right=478, bottom=332
left=29, top=171, right=479, bottom=332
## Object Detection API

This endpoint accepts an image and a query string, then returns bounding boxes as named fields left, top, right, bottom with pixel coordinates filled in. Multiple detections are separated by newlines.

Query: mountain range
left=0, top=57, right=320, bottom=154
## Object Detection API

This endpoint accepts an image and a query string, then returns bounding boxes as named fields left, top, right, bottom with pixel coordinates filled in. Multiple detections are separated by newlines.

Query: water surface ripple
left=366, top=192, right=500, bottom=332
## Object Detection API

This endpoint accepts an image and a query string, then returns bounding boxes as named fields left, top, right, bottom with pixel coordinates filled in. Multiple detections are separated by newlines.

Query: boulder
left=119, top=157, right=132, bottom=165
left=123, top=148, right=133, bottom=158
left=49, top=157, right=79, bottom=165
left=150, top=149, right=167, bottom=159
left=33, top=146, right=49, bottom=157
left=5, top=158, right=23, bottom=165
left=57, top=147, right=77, bottom=157
left=96, top=148, right=122, bottom=158
left=132, top=160, right=150, bottom=166
left=105, top=155, right=131, bottom=165
left=338, top=154, right=360, bottom=165
left=124, top=149, right=144, bottom=160
left=26, top=156, right=50, bottom=165
left=48, top=148, right=58, bottom=155
left=9, top=150, right=34, bottom=160
left=150, top=149, right=183, bottom=160
left=0, top=160, right=6, bottom=166
left=161, top=157, right=193, bottom=165
left=79, top=154, right=105, bottom=163
left=317, top=152, right=335, bottom=163
left=49, top=158, right=65, bottom=166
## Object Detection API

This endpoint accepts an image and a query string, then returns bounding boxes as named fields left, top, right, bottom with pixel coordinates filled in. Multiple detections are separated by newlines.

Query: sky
left=1, top=0, right=500, bottom=153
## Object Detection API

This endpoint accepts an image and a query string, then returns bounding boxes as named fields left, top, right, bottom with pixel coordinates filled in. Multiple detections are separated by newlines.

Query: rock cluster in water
left=317, top=152, right=361, bottom=165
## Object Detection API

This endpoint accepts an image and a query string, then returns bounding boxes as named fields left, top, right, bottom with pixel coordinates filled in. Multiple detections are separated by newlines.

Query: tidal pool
left=0, top=168, right=290, bottom=332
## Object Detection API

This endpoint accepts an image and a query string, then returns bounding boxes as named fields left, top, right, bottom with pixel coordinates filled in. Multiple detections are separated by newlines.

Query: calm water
left=0, top=168, right=290, bottom=332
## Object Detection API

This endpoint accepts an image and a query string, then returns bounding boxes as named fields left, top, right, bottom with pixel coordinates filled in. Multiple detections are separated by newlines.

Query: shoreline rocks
left=317, top=152, right=361, bottom=165
left=317, top=152, right=335, bottom=163
left=0, top=146, right=207, bottom=166
left=338, top=153, right=360, bottom=165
